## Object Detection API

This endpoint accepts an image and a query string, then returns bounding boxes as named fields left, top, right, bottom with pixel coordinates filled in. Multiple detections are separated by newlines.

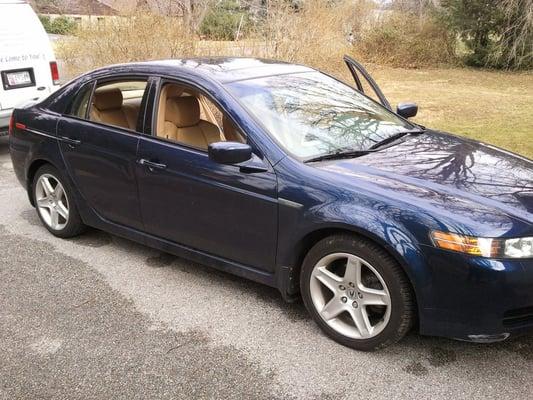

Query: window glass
left=155, top=82, right=245, bottom=150
left=87, top=80, right=148, bottom=132
left=226, top=72, right=413, bottom=159
left=68, top=83, right=93, bottom=119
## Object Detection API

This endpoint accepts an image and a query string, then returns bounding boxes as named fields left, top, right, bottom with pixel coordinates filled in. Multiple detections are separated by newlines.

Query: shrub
left=57, top=13, right=195, bottom=78
left=439, top=0, right=504, bottom=68
left=248, top=0, right=370, bottom=73
left=495, top=0, right=533, bottom=69
left=39, top=15, right=77, bottom=35
left=353, top=11, right=458, bottom=68
left=199, top=0, right=250, bottom=40
left=440, top=0, right=533, bottom=69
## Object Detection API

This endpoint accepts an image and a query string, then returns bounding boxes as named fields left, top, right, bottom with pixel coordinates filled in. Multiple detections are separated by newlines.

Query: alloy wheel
left=35, top=174, right=69, bottom=231
left=309, top=252, right=391, bottom=339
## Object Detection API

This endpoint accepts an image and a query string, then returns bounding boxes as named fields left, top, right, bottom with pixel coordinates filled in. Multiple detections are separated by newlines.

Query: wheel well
left=26, top=159, right=52, bottom=206
left=293, top=227, right=419, bottom=322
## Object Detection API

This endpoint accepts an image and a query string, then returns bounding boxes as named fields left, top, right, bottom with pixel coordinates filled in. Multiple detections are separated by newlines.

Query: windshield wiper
left=304, top=148, right=377, bottom=163
left=368, top=129, right=425, bottom=150
left=303, top=129, right=426, bottom=163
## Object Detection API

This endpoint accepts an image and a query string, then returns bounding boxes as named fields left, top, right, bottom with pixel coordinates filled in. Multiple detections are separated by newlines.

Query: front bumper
left=418, top=245, right=533, bottom=342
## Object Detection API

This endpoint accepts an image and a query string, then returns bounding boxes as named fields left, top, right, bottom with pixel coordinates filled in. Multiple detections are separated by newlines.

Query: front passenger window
left=155, top=83, right=246, bottom=150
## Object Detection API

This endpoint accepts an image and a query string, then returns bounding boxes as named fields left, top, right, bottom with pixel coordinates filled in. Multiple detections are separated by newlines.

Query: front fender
left=277, top=197, right=431, bottom=303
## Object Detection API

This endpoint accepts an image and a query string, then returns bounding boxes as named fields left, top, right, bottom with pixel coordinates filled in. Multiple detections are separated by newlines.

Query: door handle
left=138, top=158, right=167, bottom=171
left=59, top=136, right=81, bottom=148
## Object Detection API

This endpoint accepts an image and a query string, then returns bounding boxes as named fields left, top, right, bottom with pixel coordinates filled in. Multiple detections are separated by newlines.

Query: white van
left=0, top=0, right=60, bottom=134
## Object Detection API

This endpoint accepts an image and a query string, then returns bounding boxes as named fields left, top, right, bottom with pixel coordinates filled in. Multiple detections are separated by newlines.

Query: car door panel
left=136, top=137, right=278, bottom=272
left=57, top=117, right=143, bottom=230
left=343, top=55, right=392, bottom=110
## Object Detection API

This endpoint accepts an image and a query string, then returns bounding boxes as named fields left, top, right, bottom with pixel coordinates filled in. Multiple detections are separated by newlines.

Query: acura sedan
left=8, top=57, right=533, bottom=350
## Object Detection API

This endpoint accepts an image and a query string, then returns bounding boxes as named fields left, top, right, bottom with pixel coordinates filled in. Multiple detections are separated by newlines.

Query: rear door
left=57, top=76, right=152, bottom=230
left=0, top=3, right=58, bottom=113
left=344, top=55, right=392, bottom=111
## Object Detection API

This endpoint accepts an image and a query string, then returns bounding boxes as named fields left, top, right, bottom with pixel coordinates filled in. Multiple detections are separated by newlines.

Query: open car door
left=344, top=55, right=392, bottom=111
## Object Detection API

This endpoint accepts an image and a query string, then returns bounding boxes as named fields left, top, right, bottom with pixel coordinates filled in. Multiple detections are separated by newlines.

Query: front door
left=136, top=137, right=279, bottom=272
left=135, top=80, right=278, bottom=271
left=344, top=55, right=392, bottom=110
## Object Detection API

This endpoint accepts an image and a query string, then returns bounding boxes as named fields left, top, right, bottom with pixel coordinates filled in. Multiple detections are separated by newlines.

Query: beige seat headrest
left=94, top=88, right=123, bottom=111
left=166, top=96, right=200, bottom=128
left=166, top=86, right=184, bottom=98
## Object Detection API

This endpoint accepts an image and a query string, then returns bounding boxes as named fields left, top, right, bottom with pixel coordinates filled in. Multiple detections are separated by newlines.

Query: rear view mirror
left=208, top=141, right=252, bottom=165
left=397, top=102, right=418, bottom=119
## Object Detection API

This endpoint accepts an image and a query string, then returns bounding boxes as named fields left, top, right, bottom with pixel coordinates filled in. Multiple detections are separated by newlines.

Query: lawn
left=360, top=65, right=533, bottom=159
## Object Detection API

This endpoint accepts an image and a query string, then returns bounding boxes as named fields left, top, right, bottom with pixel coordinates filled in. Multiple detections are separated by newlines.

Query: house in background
left=31, top=0, right=119, bottom=26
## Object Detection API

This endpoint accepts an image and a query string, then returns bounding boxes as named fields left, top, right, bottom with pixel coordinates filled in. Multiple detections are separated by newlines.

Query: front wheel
left=33, top=164, right=86, bottom=238
left=300, top=234, right=415, bottom=351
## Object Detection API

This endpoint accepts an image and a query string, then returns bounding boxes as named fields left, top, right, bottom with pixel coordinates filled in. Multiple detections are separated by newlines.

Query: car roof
left=99, top=57, right=316, bottom=84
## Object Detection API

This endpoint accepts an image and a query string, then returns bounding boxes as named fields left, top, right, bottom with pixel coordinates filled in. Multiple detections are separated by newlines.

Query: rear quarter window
left=67, top=82, right=94, bottom=119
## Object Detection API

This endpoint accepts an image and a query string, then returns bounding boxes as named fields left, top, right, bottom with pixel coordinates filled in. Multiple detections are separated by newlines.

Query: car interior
left=156, top=83, right=245, bottom=150
left=89, top=81, right=146, bottom=131
left=88, top=80, right=245, bottom=150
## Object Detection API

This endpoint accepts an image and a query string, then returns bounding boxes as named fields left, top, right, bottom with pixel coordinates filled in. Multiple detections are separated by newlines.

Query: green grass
left=362, top=65, right=533, bottom=159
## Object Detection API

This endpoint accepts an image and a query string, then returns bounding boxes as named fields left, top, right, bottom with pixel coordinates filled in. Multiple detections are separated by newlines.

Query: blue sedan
left=8, top=57, right=533, bottom=350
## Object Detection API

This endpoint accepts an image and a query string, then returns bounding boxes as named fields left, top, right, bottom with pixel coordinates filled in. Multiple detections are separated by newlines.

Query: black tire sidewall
left=300, top=235, right=413, bottom=351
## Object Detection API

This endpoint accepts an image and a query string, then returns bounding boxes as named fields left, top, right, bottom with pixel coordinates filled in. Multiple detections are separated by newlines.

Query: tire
left=32, top=164, right=86, bottom=238
left=300, top=234, right=415, bottom=351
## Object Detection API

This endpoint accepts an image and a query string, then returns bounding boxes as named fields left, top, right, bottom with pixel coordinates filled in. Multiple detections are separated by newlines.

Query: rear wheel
left=300, top=234, right=415, bottom=351
left=33, top=164, right=85, bottom=238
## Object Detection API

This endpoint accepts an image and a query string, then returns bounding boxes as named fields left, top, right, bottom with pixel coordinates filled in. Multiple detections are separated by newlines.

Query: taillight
left=8, top=114, right=14, bottom=135
left=50, top=61, right=60, bottom=85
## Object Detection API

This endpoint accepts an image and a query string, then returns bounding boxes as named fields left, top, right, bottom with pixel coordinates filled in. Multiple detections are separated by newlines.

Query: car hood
left=315, top=131, right=533, bottom=236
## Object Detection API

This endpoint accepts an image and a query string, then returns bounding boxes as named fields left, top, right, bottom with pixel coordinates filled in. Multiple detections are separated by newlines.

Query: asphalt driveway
left=0, top=136, right=531, bottom=399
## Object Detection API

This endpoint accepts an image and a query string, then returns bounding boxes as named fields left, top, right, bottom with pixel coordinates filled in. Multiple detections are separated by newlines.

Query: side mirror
left=208, top=141, right=252, bottom=165
left=396, top=102, right=418, bottom=119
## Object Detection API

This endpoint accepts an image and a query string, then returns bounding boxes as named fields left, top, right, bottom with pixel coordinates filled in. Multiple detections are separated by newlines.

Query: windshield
left=226, top=72, right=414, bottom=159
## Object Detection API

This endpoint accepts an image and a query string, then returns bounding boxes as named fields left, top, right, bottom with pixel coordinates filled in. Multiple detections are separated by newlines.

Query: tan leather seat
left=222, top=115, right=245, bottom=143
left=161, top=96, right=222, bottom=149
left=90, top=88, right=139, bottom=131
left=122, top=98, right=141, bottom=130
left=156, top=85, right=183, bottom=135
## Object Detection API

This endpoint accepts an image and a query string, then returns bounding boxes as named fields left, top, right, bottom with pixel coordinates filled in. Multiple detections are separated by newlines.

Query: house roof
left=99, top=0, right=182, bottom=15
left=34, top=0, right=118, bottom=15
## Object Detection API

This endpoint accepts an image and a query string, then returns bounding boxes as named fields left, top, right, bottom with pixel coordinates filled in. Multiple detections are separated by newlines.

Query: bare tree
left=390, top=0, right=441, bottom=15
left=149, top=0, right=216, bottom=30
left=495, top=0, right=533, bottom=69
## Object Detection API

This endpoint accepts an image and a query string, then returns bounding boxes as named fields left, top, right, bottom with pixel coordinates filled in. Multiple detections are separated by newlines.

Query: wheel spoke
left=50, top=208, right=59, bottom=229
left=320, top=297, right=345, bottom=321
left=55, top=184, right=64, bottom=200
left=56, top=203, right=68, bottom=220
left=360, top=287, right=389, bottom=306
left=314, top=266, right=342, bottom=293
left=344, top=256, right=362, bottom=287
left=36, top=197, right=50, bottom=208
left=348, top=307, right=373, bottom=337
left=41, top=177, right=55, bottom=196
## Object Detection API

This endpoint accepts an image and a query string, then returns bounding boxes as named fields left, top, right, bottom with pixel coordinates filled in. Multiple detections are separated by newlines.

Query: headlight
left=431, top=231, right=533, bottom=259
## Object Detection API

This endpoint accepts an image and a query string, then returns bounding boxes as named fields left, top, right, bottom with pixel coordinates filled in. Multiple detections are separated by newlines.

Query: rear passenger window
left=88, top=80, right=148, bottom=132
